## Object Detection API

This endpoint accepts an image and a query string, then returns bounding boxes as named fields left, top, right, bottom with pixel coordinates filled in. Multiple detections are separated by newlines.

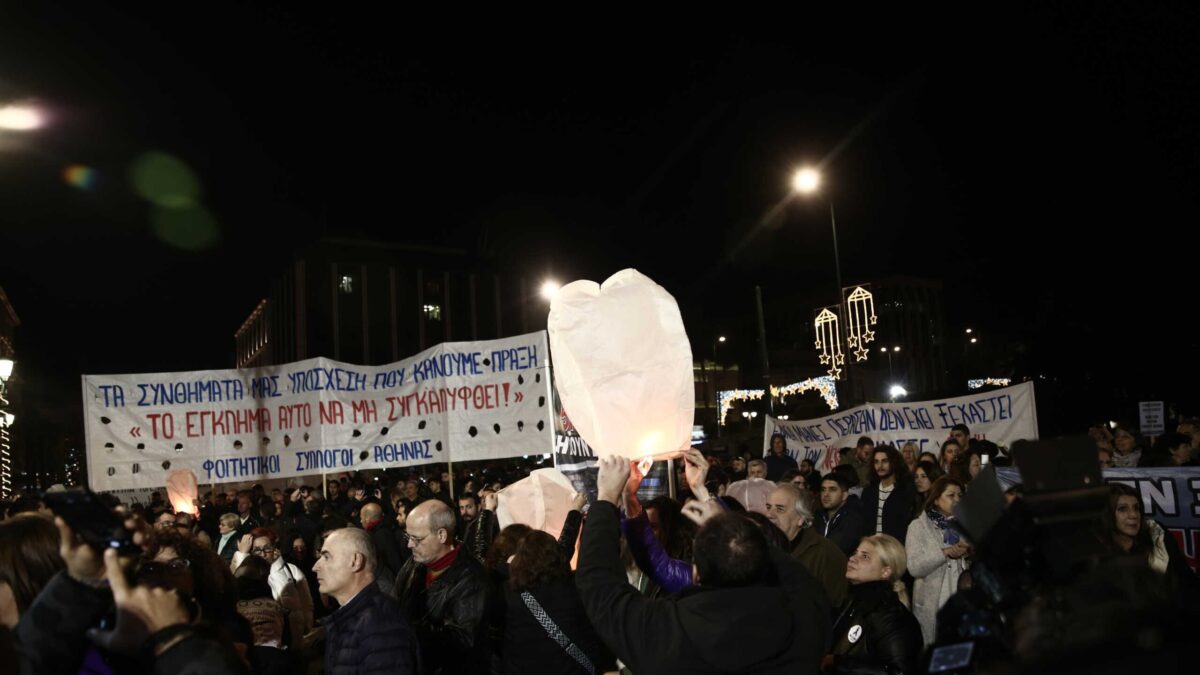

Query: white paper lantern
left=166, top=470, right=199, bottom=515
left=548, top=269, right=694, bottom=460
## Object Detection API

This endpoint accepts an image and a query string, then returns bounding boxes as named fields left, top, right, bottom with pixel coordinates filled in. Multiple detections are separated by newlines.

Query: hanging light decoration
left=717, top=389, right=765, bottom=427
left=770, top=376, right=839, bottom=411
left=814, top=307, right=845, bottom=379
left=843, top=286, right=878, bottom=362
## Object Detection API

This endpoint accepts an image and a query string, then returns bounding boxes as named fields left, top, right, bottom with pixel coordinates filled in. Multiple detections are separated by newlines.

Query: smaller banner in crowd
left=84, top=332, right=553, bottom=491
left=763, top=382, right=1039, bottom=472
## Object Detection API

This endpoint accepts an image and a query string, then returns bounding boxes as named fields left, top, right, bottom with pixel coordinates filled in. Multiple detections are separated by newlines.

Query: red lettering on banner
left=353, top=399, right=378, bottom=423
left=320, top=400, right=345, bottom=425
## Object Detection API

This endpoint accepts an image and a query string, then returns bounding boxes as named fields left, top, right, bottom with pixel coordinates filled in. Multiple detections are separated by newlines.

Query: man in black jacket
left=816, top=473, right=869, bottom=557
left=860, top=445, right=917, bottom=544
left=578, top=455, right=831, bottom=675
left=393, top=499, right=488, bottom=675
left=315, top=527, right=418, bottom=674
left=362, top=501, right=409, bottom=595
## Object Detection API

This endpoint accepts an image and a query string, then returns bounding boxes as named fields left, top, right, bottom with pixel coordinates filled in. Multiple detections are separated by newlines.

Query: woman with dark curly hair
left=503, top=530, right=614, bottom=675
left=140, top=528, right=238, bottom=627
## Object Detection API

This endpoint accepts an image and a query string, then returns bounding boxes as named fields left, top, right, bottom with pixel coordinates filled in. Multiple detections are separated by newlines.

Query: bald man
left=393, top=500, right=488, bottom=675
left=361, top=501, right=408, bottom=595
left=315, top=528, right=417, bottom=674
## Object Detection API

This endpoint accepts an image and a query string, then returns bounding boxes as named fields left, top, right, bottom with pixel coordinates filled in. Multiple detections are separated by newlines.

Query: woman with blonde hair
left=825, top=534, right=923, bottom=674
left=900, top=442, right=919, bottom=473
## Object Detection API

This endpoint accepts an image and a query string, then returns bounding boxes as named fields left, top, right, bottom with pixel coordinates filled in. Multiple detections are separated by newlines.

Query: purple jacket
left=621, top=511, right=693, bottom=594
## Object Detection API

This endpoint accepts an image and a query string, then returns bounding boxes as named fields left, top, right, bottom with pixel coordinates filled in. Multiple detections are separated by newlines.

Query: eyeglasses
left=155, top=520, right=176, bottom=529
left=252, top=546, right=277, bottom=556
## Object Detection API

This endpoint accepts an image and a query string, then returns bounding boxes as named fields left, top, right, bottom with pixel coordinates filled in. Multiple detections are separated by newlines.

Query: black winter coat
left=860, top=480, right=917, bottom=543
left=394, top=549, right=489, bottom=675
left=828, top=581, right=923, bottom=675
left=577, top=501, right=832, bottom=675
left=321, top=582, right=418, bottom=675
left=503, top=576, right=615, bottom=675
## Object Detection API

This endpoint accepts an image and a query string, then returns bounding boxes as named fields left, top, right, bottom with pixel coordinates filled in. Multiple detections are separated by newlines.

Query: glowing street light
left=540, top=280, right=560, bottom=301
left=0, top=104, right=44, bottom=131
left=965, top=328, right=973, bottom=334
left=889, top=384, right=907, bottom=400
left=791, top=167, right=821, bottom=194
left=717, top=336, right=727, bottom=343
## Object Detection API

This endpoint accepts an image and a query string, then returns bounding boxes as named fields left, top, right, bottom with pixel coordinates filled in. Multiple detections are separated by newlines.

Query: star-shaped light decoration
left=844, top=286, right=879, bottom=365
left=814, top=307, right=844, bottom=380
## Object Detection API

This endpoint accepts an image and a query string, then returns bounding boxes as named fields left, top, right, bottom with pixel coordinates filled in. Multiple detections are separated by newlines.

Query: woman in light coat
left=905, top=476, right=970, bottom=645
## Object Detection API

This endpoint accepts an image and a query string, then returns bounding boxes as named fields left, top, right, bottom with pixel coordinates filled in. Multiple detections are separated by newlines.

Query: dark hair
left=458, top=492, right=479, bottom=506
left=769, top=433, right=788, bottom=454
left=692, top=513, right=770, bottom=588
left=233, top=554, right=274, bottom=601
left=913, top=460, right=945, bottom=493
left=1099, top=483, right=1152, bottom=554
left=918, top=451, right=939, bottom=465
left=800, top=458, right=815, bottom=470
left=923, top=476, right=966, bottom=513
left=486, top=523, right=533, bottom=571
left=870, top=445, right=911, bottom=485
left=645, top=497, right=696, bottom=561
left=779, top=469, right=803, bottom=484
left=0, top=515, right=64, bottom=614
left=743, top=511, right=791, bottom=551
left=821, top=473, right=854, bottom=492
left=856, top=436, right=875, bottom=449
left=951, top=423, right=971, bottom=436
left=830, top=464, right=859, bottom=489
left=949, top=448, right=981, bottom=484
left=304, top=497, right=325, bottom=516
left=141, top=529, right=237, bottom=623
left=718, top=495, right=747, bottom=512
left=508, top=530, right=570, bottom=592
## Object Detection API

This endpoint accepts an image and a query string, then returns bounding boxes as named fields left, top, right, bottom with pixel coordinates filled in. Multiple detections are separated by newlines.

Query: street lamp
left=0, top=358, right=14, bottom=499
left=889, top=384, right=907, bottom=401
left=0, top=104, right=43, bottom=131
left=710, top=336, right=728, bottom=436
left=790, top=166, right=842, bottom=298
left=881, top=345, right=901, bottom=378
left=539, top=280, right=561, bottom=301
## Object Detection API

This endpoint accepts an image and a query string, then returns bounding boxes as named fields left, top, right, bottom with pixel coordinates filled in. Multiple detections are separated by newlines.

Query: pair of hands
left=944, top=541, right=972, bottom=559
left=55, top=517, right=192, bottom=655
left=596, top=449, right=720, bottom=525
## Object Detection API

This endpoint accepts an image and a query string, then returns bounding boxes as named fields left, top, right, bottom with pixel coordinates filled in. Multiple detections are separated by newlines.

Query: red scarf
left=425, top=546, right=459, bottom=588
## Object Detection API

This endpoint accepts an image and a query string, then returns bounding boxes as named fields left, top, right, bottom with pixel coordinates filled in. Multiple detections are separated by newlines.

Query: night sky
left=2, top=4, right=1199, bottom=458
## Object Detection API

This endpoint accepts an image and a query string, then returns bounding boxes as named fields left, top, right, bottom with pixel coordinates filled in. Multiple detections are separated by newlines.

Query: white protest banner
left=84, top=332, right=553, bottom=491
left=762, top=381, right=1039, bottom=473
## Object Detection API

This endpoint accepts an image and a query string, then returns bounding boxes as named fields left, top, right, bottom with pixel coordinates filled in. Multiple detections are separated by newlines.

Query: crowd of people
left=1, top=420, right=1198, bottom=674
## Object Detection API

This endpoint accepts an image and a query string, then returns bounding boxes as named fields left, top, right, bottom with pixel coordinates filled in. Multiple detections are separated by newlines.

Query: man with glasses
left=393, top=499, right=487, bottom=674
left=232, top=526, right=314, bottom=649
